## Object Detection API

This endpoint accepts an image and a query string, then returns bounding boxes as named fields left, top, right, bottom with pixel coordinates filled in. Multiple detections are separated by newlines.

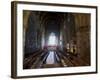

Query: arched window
left=48, top=33, right=57, bottom=46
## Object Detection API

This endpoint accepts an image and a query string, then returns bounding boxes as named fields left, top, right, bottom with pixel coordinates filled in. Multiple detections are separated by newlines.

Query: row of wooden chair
left=59, top=50, right=90, bottom=67
left=23, top=49, right=44, bottom=69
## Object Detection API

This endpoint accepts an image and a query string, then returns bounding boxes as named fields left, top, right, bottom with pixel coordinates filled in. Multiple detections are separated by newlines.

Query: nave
left=23, top=11, right=90, bottom=69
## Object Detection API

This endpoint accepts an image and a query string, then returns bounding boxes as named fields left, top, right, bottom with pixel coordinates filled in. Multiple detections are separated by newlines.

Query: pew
left=23, top=49, right=44, bottom=69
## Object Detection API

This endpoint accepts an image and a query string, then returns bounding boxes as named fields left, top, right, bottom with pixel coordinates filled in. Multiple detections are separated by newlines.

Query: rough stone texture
left=75, top=14, right=90, bottom=65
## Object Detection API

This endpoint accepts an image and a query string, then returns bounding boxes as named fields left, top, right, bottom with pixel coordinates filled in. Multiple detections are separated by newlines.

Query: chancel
left=23, top=11, right=90, bottom=69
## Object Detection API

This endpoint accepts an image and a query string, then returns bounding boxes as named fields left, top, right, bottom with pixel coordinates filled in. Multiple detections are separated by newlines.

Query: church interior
left=23, top=10, right=90, bottom=69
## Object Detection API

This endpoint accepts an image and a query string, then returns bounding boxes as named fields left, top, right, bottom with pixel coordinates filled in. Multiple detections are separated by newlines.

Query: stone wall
left=74, top=14, right=90, bottom=64
left=23, top=11, right=42, bottom=54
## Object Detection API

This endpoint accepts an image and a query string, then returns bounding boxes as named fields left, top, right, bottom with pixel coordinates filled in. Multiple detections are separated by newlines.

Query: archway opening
left=48, top=33, right=57, bottom=46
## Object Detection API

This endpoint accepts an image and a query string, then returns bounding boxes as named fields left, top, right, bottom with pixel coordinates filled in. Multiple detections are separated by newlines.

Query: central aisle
left=46, top=51, right=55, bottom=64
